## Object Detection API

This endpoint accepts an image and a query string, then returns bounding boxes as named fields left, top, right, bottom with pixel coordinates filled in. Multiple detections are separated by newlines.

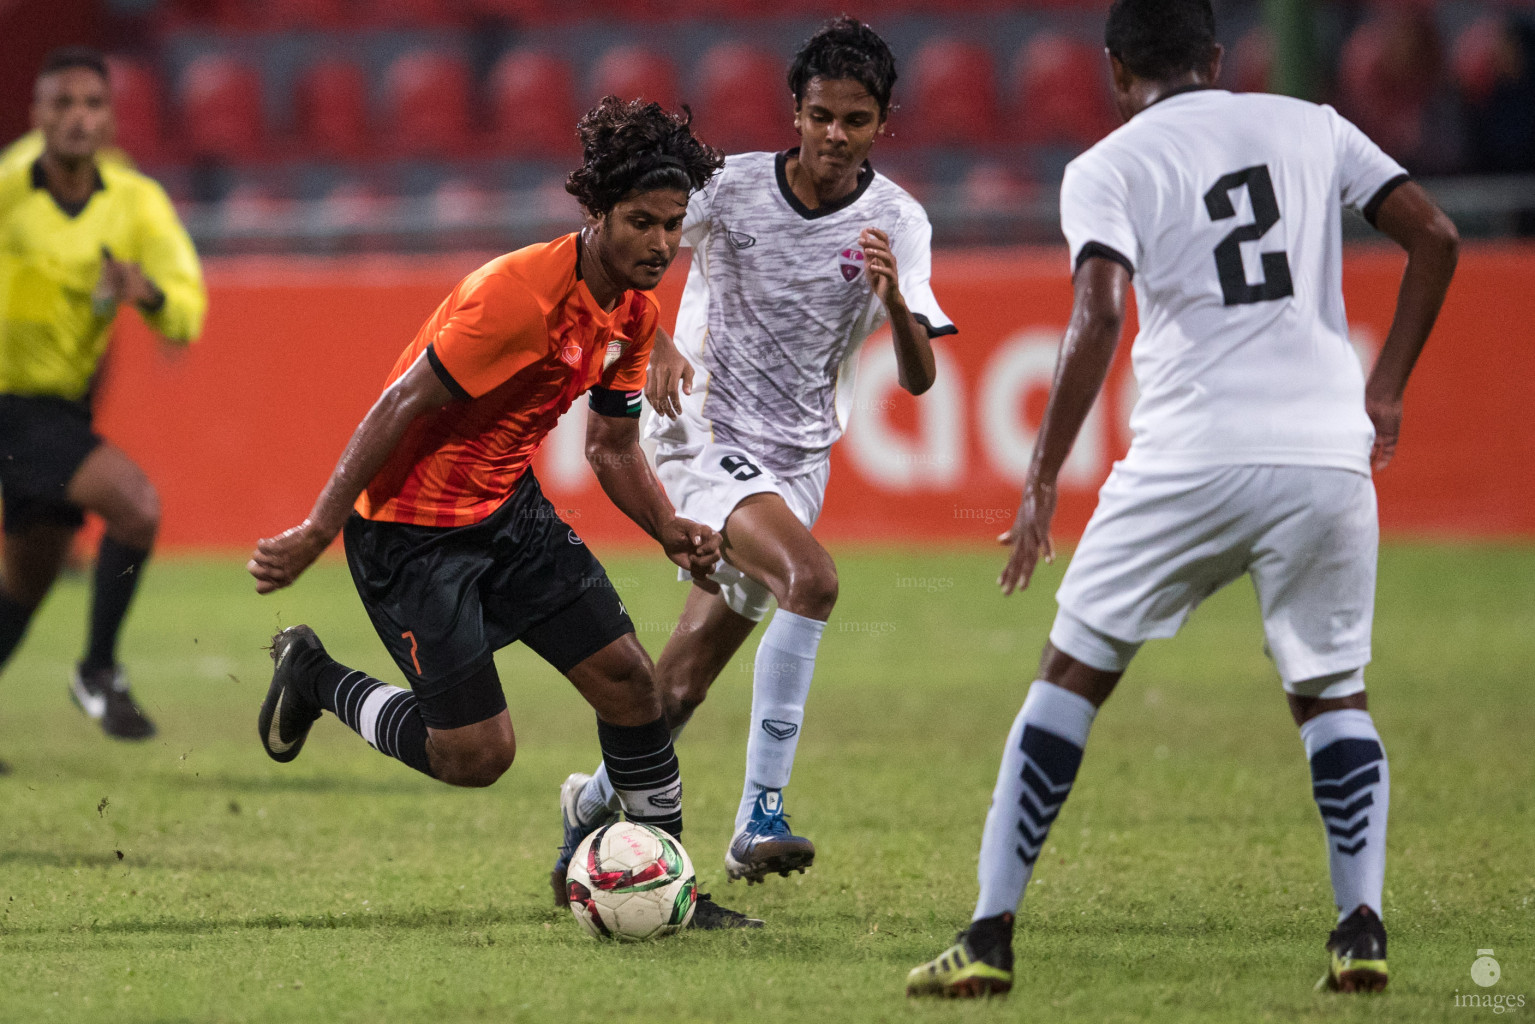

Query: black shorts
left=0, top=394, right=101, bottom=534
left=343, top=469, right=635, bottom=730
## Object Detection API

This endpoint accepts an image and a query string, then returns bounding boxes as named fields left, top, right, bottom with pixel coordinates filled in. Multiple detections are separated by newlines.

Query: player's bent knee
left=569, top=637, right=664, bottom=724
left=781, top=562, right=838, bottom=618
left=666, top=678, right=708, bottom=719
left=427, top=715, right=516, bottom=787
left=129, top=486, right=162, bottom=545
left=437, top=740, right=515, bottom=788
left=109, top=484, right=161, bottom=549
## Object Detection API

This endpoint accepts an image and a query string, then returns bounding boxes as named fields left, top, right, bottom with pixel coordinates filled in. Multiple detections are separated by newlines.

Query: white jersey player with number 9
left=907, top=0, right=1459, bottom=1000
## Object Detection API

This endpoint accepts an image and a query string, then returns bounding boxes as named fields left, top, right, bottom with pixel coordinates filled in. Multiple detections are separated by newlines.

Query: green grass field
left=1, top=544, right=1531, bottom=1023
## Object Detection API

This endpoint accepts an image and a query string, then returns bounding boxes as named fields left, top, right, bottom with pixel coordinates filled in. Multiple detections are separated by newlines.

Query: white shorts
left=1051, top=463, right=1377, bottom=690
left=654, top=443, right=830, bottom=622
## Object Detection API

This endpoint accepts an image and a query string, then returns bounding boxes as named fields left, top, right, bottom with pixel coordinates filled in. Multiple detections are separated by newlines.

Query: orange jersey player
left=355, top=234, right=660, bottom=529
left=246, top=97, right=758, bottom=930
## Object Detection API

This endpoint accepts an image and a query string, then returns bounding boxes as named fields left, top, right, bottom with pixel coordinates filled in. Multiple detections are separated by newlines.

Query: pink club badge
left=838, top=247, right=865, bottom=282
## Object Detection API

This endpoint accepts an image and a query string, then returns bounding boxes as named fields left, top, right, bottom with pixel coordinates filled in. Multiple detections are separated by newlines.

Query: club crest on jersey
left=837, top=247, right=865, bottom=282
left=603, top=338, right=627, bottom=371
left=727, top=229, right=756, bottom=250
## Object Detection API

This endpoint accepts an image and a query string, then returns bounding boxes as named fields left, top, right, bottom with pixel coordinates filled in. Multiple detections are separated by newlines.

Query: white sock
left=581, top=722, right=688, bottom=824
left=973, top=681, right=1097, bottom=921
left=1301, top=708, right=1389, bottom=921
left=354, top=683, right=402, bottom=750
left=735, top=609, right=825, bottom=832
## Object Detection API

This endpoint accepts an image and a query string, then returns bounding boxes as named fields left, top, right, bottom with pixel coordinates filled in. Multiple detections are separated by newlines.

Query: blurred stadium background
left=4, top=7, right=1533, bottom=1019
left=3, top=0, right=1533, bottom=551
left=5, top=0, right=1535, bottom=252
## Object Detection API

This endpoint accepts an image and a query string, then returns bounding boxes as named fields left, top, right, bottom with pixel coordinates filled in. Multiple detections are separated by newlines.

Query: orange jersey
left=356, top=232, right=657, bottom=527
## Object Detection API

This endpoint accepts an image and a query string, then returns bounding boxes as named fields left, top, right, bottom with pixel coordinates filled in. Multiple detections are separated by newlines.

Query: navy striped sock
left=597, top=716, right=682, bottom=838
left=1302, top=709, right=1388, bottom=920
left=974, top=681, right=1096, bottom=920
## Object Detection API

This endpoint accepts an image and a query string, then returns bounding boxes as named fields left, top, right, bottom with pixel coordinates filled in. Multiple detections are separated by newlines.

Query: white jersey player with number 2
left=555, top=18, right=954, bottom=896
left=908, top=0, right=1458, bottom=999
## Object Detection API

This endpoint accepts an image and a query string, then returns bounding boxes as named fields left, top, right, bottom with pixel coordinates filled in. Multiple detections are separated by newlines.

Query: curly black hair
left=1105, top=0, right=1218, bottom=81
left=565, top=97, right=724, bottom=217
left=787, top=16, right=898, bottom=119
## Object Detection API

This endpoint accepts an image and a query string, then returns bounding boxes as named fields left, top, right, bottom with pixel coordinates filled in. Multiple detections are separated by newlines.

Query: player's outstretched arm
left=247, top=351, right=453, bottom=593
left=860, top=227, right=936, bottom=395
left=1365, top=182, right=1459, bottom=472
left=645, top=327, right=694, bottom=419
left=584, top=410, right=719, bottom=577
left=999, top=257, right=1130, bottom=595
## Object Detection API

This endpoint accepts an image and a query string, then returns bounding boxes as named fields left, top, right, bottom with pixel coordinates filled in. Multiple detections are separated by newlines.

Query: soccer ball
left=565, top=821, right=697, bottom=940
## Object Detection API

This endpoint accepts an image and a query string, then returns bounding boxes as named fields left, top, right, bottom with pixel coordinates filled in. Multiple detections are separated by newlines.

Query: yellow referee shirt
left=0, top=157, right=205, bottom=401
left=0, top=129, right=135, bottom=175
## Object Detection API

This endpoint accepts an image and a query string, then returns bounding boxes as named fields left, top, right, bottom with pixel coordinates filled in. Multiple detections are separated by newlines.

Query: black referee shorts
left=0, top=394, right=101, bottom=534
left=343, top=469, right=635, bottom=730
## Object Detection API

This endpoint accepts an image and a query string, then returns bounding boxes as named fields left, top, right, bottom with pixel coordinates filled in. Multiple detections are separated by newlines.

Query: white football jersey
left=1060, top=88, right=1408, bottom=474
left=648, top=150, right=955, bottom=477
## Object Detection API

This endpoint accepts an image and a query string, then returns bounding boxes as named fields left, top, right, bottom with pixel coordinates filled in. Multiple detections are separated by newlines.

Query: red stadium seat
left=105, top=57, right=169, bottom=164
left=262, top=0, right=348, bottom=30
left=909, top=37, right=1000, bottom=147
left=179, top=54, right=266, bottom=162
left=1451, top=15, right=1508, bottom=105
left=358, top=0, right=463, bottom=27
left=1008, top=33, right=1118, bottom=148
left=1337, top=12, right=1443, bottom=162
left=464, top=0, right=549, bottom=21
left=1229, top=27, right=1274, bottom=94
left=488, top=49, right=578, bottom=157
left=693, top=43, right=784, bottom=154
left=293, top=60, right=372, bottom=159
left=383, top=50, right=476, bottom=157
left=589, top=46, right=679, bottom=111
left=202, top=0, right=259, bottom=31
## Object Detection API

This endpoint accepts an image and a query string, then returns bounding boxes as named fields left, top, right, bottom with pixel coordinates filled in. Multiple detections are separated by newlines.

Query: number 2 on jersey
left=1203, top=164, right=1295, bottom=307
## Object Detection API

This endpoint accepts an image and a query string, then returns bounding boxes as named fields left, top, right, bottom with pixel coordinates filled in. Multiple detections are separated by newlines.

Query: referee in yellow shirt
left=0, top=48, right=206, bottom=748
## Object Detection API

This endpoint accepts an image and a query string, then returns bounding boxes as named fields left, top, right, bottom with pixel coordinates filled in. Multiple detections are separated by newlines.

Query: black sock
left=82, top=537, right=150, bottom=671
left=0, top=589, right=36, bottom=672
left=597, top=715, right=683, bottom=838
left=966, top=912, right=1016, bottom=962
left=302, top=648, right=434, bottom=778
